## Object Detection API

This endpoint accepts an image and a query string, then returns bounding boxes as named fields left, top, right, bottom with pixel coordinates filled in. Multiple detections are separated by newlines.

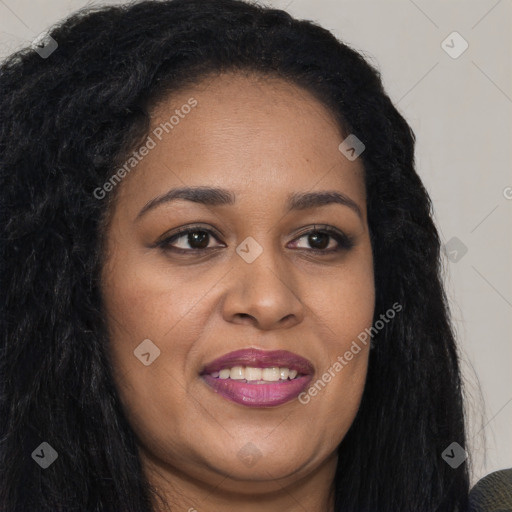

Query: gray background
left=1, top=0, right=510, bottom=486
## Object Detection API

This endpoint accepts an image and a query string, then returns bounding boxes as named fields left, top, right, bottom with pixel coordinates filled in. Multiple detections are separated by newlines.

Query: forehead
left=113, top=71, right=366, bottom=217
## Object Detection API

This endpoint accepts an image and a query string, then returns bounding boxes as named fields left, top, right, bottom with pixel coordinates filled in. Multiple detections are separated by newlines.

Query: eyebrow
left=136, top=186, right=363, bottom=220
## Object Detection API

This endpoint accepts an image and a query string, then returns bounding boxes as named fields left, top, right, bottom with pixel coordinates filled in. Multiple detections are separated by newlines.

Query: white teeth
left=209, top=366, right=301, bottom=381
left=245, top=367, right=262, bottom=381
left=230, top=366, right=245, bottom=379
left=262, top=367, right=280, bottom=381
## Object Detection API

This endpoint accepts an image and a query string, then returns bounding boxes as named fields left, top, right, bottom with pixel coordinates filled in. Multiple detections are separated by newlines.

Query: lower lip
left=201, top=374, right=313, bottom=407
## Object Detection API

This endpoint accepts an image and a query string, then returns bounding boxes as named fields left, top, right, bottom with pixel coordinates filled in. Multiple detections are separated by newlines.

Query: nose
left=221, top=242, right=305, bottom=331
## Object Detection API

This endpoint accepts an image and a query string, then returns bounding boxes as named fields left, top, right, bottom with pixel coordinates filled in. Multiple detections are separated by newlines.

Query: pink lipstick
left=200, top=348, right=314, bottom=407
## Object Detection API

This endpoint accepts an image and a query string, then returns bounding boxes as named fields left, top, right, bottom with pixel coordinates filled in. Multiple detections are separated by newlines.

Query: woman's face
left=101, top=72, right=375, bottom=500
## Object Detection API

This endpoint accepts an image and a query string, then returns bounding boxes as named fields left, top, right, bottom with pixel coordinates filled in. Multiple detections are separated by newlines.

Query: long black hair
left=0, top=0, right=470, bottom=510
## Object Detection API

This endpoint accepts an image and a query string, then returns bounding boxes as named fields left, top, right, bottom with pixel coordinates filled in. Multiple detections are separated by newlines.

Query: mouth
left=200, top=348, right=314, bottom=408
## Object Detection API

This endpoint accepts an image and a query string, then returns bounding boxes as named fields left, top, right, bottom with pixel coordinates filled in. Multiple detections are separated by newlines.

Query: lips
left=200, top=348, right=314, bottom=408
left=201, top=348, right=314, bottom=375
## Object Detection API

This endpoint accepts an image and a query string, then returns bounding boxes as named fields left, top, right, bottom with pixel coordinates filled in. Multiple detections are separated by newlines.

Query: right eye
left=157, top=226, right=225, bottom=254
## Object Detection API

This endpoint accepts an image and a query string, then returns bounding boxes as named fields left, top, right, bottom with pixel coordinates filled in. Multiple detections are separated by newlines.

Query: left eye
left=290, top=230, right=348, bottom=252
left=158, top=226, right=353, bottom=254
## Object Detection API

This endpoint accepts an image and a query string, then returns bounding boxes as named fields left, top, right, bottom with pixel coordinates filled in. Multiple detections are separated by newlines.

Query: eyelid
left=156, top=223, right=354, bottom=253
left=290, top=225, right=354, bottom=251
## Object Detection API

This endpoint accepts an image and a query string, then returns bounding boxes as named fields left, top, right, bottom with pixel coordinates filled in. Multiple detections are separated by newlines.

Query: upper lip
left=201, top=348, right=314, bottom=375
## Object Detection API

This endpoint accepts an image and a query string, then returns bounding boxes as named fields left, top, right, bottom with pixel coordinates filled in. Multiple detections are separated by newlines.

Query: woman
left=0, top=0, right=470, bottom=510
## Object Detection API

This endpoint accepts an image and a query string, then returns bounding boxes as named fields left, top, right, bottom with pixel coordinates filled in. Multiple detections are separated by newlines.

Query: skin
left=101, top=71, right=375, bottom=512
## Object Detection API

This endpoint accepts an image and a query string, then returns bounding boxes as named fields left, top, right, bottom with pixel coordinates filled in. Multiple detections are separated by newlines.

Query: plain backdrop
left=1, top=0, right=510, bottom=488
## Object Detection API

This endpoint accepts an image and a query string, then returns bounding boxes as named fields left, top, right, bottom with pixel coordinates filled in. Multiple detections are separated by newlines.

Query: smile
left=200, top=348, right=314, bottom=407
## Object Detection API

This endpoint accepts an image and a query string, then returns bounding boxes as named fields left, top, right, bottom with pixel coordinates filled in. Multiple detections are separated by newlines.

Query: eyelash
left=156, top=224, right=355, bottom=256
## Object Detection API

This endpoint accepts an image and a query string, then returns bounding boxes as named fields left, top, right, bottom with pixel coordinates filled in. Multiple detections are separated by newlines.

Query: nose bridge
left=236, top=232, right=290, bottom=294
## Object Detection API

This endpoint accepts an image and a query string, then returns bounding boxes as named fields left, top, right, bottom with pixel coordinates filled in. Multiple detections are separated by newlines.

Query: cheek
left=100, top=255, right=205, bottom=454
left=101, top=249, right=209, bottom=362
left=308, top=243, right=375, bottom=348
left=298, top=247, right=374, bottom=428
